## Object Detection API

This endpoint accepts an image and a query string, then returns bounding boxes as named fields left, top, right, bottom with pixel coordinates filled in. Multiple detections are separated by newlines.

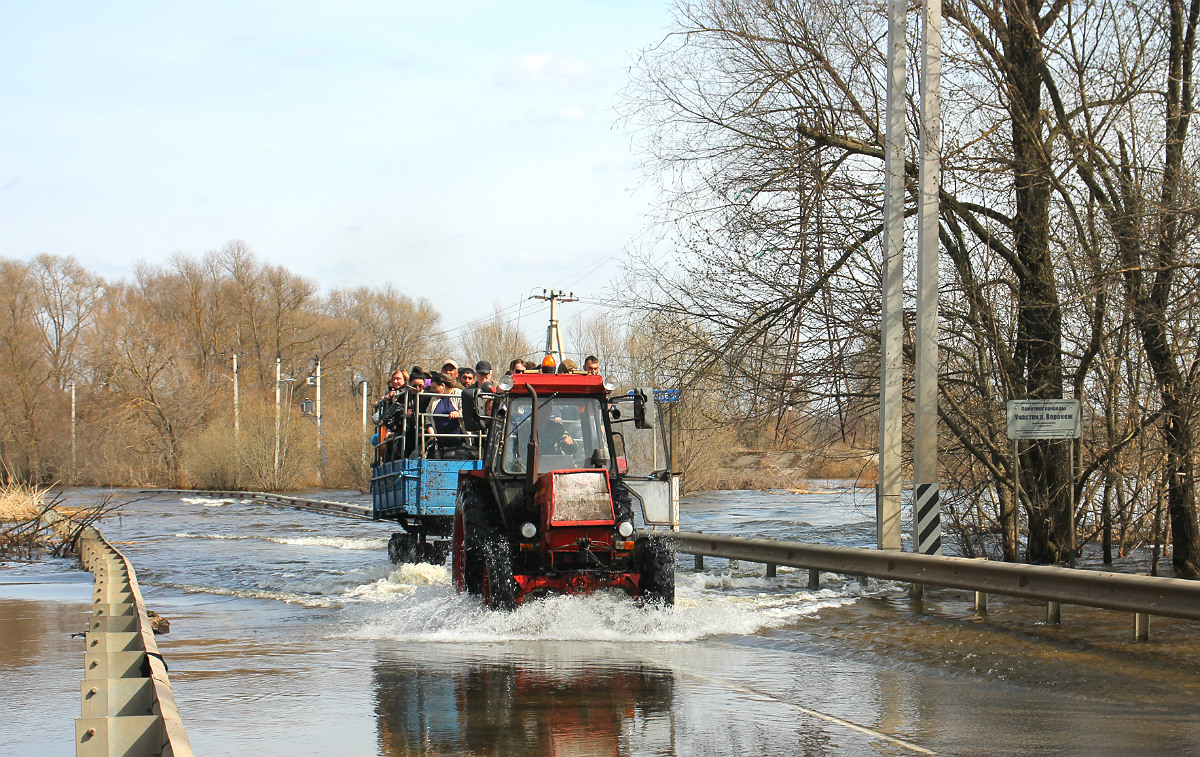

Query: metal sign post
left=913, top=0, right=943, bottom=564
left=878, top=0, right=907, bottom=553
left=1007, top=399, right=1082, bottom=565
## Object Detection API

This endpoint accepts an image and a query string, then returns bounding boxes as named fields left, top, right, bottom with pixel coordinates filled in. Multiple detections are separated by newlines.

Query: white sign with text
left=1006, top=399, right=1081, bottom=439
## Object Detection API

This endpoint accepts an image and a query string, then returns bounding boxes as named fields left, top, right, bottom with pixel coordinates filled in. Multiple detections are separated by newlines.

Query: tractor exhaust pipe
left=526, top=384, right=540, bottom=494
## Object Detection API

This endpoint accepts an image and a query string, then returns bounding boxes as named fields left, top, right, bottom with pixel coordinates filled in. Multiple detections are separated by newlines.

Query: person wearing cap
left=425, top=372, right=465, bottom=456
left=475, top=360, right=494, bottom=391
left=462, top=360, right=492, bottom=438
left=557, top=358, right=579, bottom=374
left=438, top=361, right=464, bottom=413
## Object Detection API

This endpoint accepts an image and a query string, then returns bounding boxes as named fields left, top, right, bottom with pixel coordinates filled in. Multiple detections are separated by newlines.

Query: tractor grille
left=550, top=472, right=613, bottom=523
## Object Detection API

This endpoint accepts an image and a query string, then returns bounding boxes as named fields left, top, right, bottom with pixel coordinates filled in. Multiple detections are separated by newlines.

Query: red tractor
left=451, top=366, right=677, bottom=609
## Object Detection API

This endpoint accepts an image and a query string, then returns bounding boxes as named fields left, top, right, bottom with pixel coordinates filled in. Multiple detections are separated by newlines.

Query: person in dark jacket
left=424, top=372, right=465, bottom=456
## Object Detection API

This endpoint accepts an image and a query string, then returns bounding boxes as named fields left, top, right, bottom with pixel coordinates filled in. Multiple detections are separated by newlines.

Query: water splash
left=333, top=565, right=858, bottom=644
left=172, top=532, right=387, bottom=550
left=179, top=497, right=254, bottom=507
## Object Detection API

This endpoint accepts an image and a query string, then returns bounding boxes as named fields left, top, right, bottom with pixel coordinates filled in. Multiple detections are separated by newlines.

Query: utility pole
left=361, top=378, right=369, bottom=469
left=274, top=355, right=282, bottom=485
left=232, top=353, right=240, bottom=446
left=913, top=0, right=943, bottom=562
left=69, top=382, right=77, bottom=485
left=531, top=289, right=577, bottom=363
left=878, top=0, right=906, bottom=552
left=315, top=356, right=325, bottom=485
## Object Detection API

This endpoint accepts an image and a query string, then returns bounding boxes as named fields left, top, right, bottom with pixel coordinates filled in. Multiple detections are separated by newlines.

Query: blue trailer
left=372, top=456, right=484, bottom=564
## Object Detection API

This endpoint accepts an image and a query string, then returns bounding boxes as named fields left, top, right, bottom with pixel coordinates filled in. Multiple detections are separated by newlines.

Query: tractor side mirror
left=633, top=387, right=658, bottom=430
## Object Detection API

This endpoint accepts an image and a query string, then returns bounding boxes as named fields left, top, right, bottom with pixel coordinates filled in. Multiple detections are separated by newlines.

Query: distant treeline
left=0, top=242, right=471, bottom=490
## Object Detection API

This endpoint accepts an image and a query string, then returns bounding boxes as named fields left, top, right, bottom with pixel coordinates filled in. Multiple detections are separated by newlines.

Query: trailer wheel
left=637, top=537, right=676, bottom=606
left=481, top=540, right=518, bottom=611
left=388, top=532, right=417, bottom=564
left=422, top=540, right=452, bottom=565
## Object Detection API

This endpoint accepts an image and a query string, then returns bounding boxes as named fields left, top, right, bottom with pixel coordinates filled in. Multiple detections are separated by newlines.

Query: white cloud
left=499, top=53, right=596, bottom=90
left=517, top=103, right=595, bottom=125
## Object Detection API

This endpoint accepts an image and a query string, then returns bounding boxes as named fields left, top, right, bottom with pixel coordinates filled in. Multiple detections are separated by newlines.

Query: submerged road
left=2, top=486, right=1199, bottom=756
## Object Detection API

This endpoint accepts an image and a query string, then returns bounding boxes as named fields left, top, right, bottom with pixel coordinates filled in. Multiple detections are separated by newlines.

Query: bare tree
left=327, top=284, right=441, bottom=390
left=621, top=0, right=1200, bottom=565
left=457, top=304, right=536, bottom=374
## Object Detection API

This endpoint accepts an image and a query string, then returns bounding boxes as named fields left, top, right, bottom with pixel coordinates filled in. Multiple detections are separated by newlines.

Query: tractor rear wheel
left=636, top=537, right=676, bottom=606
left=481, top=540, right=519, bottom=611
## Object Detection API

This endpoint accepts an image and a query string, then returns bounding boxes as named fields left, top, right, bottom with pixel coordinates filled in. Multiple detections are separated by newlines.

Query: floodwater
left=3, top=485, right=1200, bottom=756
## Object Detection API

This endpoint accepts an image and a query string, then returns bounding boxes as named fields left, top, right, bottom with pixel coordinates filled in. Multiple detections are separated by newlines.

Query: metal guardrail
left=40, top=510, right=194, bottom=757
left=138, top=489, right=373, bottom=520
left=669, top=531, right=1200, bottom=638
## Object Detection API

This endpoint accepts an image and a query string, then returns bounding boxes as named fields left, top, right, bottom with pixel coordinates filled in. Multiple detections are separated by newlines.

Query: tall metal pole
left=549, top=294, right=559, bottom=358
left=878, top=0, right=906, bottom=552
left=914, top=0, right=943, bottom=558
left=69, top=382, right=77, bottom=485
left=361, top=379, right=369, bottom=468
left=232, top=353, right=240, bottom=446
left=315, top=357, right=324, bottom=484
left=274, top=355, right=282, bottom=484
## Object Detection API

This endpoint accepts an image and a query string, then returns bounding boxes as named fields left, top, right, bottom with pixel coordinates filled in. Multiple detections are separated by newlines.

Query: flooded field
left=2, top=486, right=1199, bottom=756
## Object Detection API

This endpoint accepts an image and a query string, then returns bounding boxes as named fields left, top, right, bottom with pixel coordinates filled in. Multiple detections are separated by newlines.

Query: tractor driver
left=541, top=401, right=591, bottom=462
left=543, top=414, right=579, bottom=457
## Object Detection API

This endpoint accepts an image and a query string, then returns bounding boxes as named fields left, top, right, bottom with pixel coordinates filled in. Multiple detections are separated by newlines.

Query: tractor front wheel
left=481, top=540, right=519, bottom=611
left=636, top=537, right=676, bottom=606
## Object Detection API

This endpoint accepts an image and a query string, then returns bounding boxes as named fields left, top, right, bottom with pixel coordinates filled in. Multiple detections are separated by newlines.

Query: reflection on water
left=0, top=579, right=93, bottom=757
left=373, top=650, right=674, bottom=757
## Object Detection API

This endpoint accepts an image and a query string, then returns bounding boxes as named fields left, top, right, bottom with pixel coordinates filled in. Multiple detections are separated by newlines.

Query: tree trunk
left=1006, top=0, right=1072, bottom=563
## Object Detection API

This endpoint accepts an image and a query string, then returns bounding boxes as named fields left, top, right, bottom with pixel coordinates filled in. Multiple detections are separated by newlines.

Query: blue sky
left=1, top=1, right=677, bottom=338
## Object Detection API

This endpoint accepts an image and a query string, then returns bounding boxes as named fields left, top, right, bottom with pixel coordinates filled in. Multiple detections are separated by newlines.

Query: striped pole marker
left=915, top=483, right=942, bottom=555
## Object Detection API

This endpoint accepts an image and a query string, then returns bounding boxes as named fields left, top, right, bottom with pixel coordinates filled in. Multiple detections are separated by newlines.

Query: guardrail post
left=694, top=554, right=704, bottom=571
left=765, top=563, right=777, bottom=578
left=1134, top=612, right=1150, bottom=641
left=808, top=569, right=820, bottom=589
left=1046, top=601, right=1061, bottom=625
left=972, top=558, right=987, bottom=612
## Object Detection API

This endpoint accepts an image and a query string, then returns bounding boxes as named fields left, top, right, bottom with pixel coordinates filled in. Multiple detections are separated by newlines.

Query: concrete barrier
left=138, top=488, right=372, bottom=520
left=42, top=509, right=193, bottom=757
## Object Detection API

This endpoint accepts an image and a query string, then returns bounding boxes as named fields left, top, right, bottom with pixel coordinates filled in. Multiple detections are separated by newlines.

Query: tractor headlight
left=520, top=522, right=537, bottom=539
left=617, top=521, right=634, bottom=537
left=603, top=378, right=617, bottom=391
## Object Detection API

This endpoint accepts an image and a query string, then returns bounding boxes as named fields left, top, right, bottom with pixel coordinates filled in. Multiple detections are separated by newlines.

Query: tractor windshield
left=501, top=396, right=607, bottom=474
